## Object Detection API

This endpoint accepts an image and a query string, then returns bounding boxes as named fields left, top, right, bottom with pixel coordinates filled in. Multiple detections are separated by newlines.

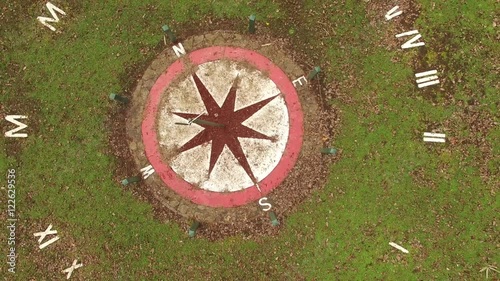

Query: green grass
left=1, top=0, right=497, bottom=280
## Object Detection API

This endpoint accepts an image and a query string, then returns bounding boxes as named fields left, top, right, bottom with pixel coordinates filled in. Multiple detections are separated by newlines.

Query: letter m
left=4, top=115, right=28, bottom=138
left=37, top=2, right=66, bottom=32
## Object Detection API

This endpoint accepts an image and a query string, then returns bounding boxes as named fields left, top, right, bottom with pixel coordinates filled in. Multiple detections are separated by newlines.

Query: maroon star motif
left=173, top=73, right=278, bottom=183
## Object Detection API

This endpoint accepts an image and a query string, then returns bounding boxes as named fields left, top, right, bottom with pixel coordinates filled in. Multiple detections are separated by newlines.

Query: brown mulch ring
left=107, top=29, right=339, bottom=240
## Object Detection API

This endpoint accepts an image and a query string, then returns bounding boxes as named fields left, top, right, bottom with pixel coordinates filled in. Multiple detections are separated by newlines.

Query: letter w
left=4, top=115, right=28, bottom=138
left=37, top=2, right=66, bottom=32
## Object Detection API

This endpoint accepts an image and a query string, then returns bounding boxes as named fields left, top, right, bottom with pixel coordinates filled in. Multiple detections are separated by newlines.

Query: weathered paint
left=158, top=61, right=288, bottom=192
left=142, top=46, right=304, bottom=207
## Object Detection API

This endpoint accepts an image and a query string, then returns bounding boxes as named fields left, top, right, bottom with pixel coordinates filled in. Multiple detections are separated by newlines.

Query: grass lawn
left=1, top=0, right=497, bottom=280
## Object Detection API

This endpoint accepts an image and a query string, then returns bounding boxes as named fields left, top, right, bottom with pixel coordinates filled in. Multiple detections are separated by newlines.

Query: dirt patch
left=1, top=62, right=41, bottom=161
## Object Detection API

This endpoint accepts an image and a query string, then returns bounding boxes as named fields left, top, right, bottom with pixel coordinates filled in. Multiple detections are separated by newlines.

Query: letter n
left=172, top=43, right=186, bottom=58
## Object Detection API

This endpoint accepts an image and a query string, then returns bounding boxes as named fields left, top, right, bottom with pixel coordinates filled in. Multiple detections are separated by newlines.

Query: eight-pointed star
left=173, top=73, right=279, bottom=184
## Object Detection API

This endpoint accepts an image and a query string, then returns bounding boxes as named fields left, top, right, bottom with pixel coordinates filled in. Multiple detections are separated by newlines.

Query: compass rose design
left=142, top=46, right=303, bottom=207
left=173, top=73, right=279, bottom=184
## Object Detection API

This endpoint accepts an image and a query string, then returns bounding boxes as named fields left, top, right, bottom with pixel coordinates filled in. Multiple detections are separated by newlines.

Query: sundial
left=6, top=2, right=493, bottom=279
left=126, top=32, right=327, bottom=227
left=143, top=46, right=302, bottom=207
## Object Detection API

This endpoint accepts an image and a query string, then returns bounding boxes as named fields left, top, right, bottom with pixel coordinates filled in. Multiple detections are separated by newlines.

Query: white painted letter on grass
left=4, top=115, right=28, bottom=138
left=33, top=224, right=60, bottom=249
left=395, top=30, right=425, bottom=49
left=292, top=76, right=307, bottom=87
left=172, top=43, right=186, bottom=57
left=423, top=132, right=446, bottom=143
left=140, top=165, right=155, bottom=179
left=37, top=2, right=66, bottom=32
left=385, top=6, right=403, bottom=21
left=415, top=70, right=440, bottom=88
left=62, top=259, right=83, bottom=279
left=389, top=242, right=409, bottom=253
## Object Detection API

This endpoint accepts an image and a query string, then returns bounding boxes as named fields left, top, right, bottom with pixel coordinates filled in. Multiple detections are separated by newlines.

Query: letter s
left=258, top=197, right=272, bottom=212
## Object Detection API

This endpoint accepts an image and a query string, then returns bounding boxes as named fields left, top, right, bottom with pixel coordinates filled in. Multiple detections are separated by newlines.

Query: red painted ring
left=142, top=46, right=303, bottom=207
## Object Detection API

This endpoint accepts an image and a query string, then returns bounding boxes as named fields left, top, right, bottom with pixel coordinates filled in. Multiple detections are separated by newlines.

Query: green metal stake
left=248, top=14, right=256, bottom=34
left=269, top=212, right=279, bottom=226
left=321, top=148, right=337, bottom=155
left=188, top=221, right=200, bottom=237
left=109, top=93, right=129, bottom=104
left=307, top=66, right=321, bottom=80
left=121, top=176, right=141, bottom=185
left=162, top=25, right=176, bottom=43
